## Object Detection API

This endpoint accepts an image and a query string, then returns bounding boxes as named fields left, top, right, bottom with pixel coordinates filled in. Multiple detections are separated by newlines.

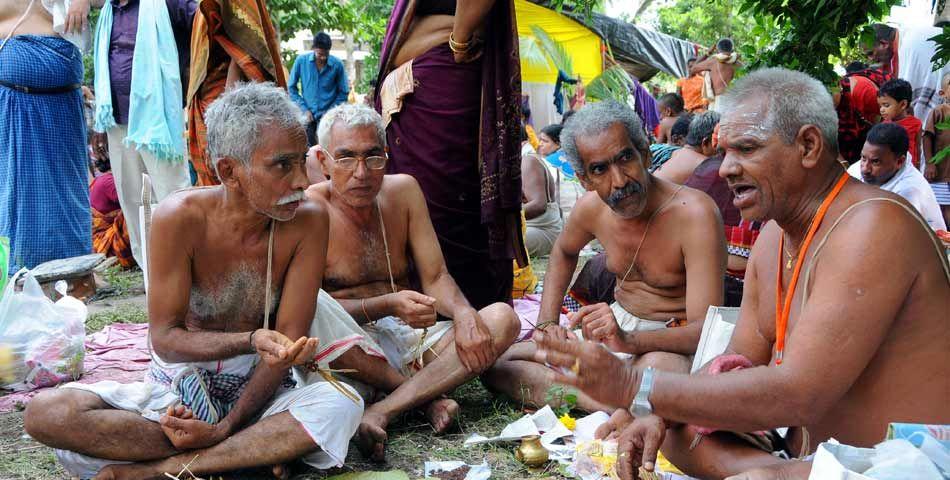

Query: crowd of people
left=2, top=1, right=949, bottom=479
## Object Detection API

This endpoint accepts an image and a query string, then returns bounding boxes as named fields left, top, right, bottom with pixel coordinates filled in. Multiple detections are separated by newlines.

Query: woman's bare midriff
left=1, top=1, right=56, bottom=38
left=392, top=15, right=454, bottom=67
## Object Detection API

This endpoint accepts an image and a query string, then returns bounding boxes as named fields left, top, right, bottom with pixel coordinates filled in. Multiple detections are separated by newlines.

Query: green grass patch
left=86, top=304, right=148, bottom=333
left=96, top=265, right=145, bottom=300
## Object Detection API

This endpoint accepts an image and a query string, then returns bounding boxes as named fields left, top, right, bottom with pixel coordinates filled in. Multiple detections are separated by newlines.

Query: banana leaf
left=585, top=65, right=633, bottom=103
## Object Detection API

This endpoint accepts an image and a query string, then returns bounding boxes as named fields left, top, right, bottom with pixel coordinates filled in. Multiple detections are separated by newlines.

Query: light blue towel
left=92, top=0, right=185, bottom=162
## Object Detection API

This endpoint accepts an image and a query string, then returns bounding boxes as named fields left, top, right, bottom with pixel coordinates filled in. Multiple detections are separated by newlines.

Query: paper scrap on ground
left=423, top=460, right=490, bottom=480
left=464, top=405, right=574, bottom=446
left=573, top=411, right=610, bottom=443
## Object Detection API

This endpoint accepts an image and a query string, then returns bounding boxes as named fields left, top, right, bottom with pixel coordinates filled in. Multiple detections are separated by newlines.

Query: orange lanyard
left=774, top=172, right=850, bottom=365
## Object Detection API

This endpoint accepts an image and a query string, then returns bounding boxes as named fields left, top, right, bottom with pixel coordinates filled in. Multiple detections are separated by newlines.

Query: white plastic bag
left=809, top=439, right=945, bottom=480
left=0, top=269, right=87, bottom=391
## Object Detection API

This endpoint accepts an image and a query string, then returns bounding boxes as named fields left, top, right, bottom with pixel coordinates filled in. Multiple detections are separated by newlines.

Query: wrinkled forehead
left=327, top=122, right=383, bottom=153
left=718, top=97, right=775, bottom=144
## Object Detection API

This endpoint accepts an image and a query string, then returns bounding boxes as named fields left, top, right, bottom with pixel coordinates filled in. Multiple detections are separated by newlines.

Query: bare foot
left=357, top=409, right=389, bottom=462
left=424, top=398, right=459, bottom=434
left=272, top=463, right=291, bottom=479
left=93, top=463, right=159, bottom=480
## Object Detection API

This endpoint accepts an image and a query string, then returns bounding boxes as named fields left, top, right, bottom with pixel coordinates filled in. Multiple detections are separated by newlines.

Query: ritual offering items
left=515, top=435, right=550, bottom=467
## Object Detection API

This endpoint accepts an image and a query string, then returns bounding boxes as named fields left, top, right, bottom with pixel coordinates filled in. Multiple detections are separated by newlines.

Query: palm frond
left=585, top=65, right=633, bottom=103
left=529, top=25, right=573, bottom=75
left=519, top=36, right=553, bottom=70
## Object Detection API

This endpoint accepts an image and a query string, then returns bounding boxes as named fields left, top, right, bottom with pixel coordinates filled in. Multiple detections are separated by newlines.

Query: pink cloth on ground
left=513, top=294, right=571, bottom=342
left=0, top=323, right=151, bottom=412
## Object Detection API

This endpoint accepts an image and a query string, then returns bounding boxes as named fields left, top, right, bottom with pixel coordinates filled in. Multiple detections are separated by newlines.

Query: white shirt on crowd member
left=848, top=160, right=947, bottom=230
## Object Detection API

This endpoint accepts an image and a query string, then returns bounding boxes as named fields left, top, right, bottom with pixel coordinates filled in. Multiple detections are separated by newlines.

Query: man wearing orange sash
left=186, top=0, right=286, bottom=186
left=533, top=68, right=949, bottom=480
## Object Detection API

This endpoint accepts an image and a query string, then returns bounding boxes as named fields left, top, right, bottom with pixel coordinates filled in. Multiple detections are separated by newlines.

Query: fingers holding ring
left=571, top=358, right=581, bottom=374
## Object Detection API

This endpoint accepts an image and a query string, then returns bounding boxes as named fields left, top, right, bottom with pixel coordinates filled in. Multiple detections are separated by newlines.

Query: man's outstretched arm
left=538, top=195, right=597, bottom=326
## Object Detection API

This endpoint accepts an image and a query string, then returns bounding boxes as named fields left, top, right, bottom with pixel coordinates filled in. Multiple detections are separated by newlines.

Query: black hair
left=313, top=32, right=332, bottom=50
left=671, top=113, right=693, bottom=139
left=877, top=78, right=913, bottom=104
left=717, top=38, right=734, bottom=53
left=687, top=57, right=696, bottom=63
left=845, top=61, right=868, bottom=73
left=541, top=124, right=563, bottom=144
left=560, top=110, right=576, bottom=125
left=94, top=157, right=111, bottom=174
left=866, top=122, right=909, bottom=156
left=520, top=123, right=528, bottom=143
left=658, top=93, right=684, bottom=114
left=872, top=23, right=897, bottom=43
left=523, top=106, right=532, bottom=120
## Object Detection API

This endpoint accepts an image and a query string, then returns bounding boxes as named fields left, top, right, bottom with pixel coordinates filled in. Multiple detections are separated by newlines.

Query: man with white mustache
left=484, top=101, right=727, bottom=412
left=25, top=83, right=364, bottom=480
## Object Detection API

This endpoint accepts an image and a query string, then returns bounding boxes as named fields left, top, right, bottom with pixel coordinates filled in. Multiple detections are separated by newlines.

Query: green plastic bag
left=0, top=236, right=8, bottom=295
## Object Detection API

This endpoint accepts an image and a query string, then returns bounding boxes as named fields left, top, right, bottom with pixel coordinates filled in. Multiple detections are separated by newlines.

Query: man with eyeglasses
left=483, top=101, right=726, bottom=413
left=302, top=103, right=520, bottom=461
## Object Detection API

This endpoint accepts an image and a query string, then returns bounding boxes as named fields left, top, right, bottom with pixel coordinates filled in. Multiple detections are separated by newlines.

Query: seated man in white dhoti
left=302, top=104, right=520, bottom=461
left=23, top=83, right=363, bottom=480
left=482, top=101, right=727, bottom=412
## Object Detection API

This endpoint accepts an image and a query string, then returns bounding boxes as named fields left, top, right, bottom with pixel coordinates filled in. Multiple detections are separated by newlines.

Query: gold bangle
left=361, top=298, right=371, bottom=323
left=449, top=32, right=471, bottom=53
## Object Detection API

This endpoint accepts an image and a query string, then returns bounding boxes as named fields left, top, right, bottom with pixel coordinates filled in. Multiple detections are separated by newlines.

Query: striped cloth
left=1, top=35, right=91, bottom=275
left=932, top=182, right=950, bottom=206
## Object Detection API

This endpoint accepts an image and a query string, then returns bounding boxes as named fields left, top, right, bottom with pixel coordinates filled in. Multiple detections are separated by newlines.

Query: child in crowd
left=655, top=93, right=685, bottom=144
left=878, top=78, right=922, bottom=167
left=922, top=73, right=950, bottom=226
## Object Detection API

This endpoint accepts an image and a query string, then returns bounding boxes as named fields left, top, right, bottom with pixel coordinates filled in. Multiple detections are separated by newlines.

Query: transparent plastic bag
left=0, top=269, right=87, bottom=391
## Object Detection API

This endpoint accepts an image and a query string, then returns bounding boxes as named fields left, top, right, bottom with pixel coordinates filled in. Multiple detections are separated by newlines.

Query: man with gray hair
left=483, top=100, right=726, bottom=412
left=302, top=103, right=520, bottom=461
left=24, top=82, right=364, bottom=479
left=532, top=68, right=949, bottom=480
left=655, top=110, right=721, bottom=184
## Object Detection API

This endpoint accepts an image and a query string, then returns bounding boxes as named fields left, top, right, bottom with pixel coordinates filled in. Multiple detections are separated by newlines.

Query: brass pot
left=514, top=435, right=549, bottom=467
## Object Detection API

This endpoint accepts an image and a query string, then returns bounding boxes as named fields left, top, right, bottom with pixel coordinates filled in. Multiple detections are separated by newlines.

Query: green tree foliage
left=269, top=0, right=391, bottom=83
left=736, top=0, right=901, bottom=86
left=656, top=0, right=756, bottom=49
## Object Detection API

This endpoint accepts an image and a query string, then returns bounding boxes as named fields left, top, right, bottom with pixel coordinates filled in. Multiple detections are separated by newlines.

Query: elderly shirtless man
left=24, top=83, right=363, bottom=480
left=536, top=69, right=950, bottom=480
left=484, top=101, right=726, bottom=412
left=302, top=104, right=520, bottom=461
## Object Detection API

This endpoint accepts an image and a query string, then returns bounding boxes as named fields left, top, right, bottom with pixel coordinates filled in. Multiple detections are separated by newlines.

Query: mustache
left=276, top=190, right=305, bottom=205
left=607, top=181, right=643, bottom=208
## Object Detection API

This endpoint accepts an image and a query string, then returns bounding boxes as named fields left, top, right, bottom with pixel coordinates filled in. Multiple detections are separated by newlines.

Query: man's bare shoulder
left=568, top=190, right=607, bottom=230
left=305, top=181, right=331, bottom=202
left=380, top=174, right=426, bottom=207
left=284, top=195, right=330, bottom=235
left=150, top=187, right=216, bottom=230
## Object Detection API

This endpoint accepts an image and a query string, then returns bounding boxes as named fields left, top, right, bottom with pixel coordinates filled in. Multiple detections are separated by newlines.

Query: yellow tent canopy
left=515, top=0, right=604, bottom=84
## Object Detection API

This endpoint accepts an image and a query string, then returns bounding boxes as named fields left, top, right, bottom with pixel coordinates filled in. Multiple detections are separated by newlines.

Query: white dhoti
left=53, top=352, right=363, bottom=479
left=300, top=290, right=454, bottom=396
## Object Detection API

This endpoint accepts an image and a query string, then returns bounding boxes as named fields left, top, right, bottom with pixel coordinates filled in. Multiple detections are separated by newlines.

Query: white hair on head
left=205, top=82, right=306, bottom=176
left=317, top=103, right=387, bottom=149
left=718, top=67, right=838, bottom=153
left=560, top=101, right=649, bottom=175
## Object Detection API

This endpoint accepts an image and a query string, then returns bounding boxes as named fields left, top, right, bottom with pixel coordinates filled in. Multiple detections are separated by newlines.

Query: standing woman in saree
left=1, top=0, right=92, bottom=275
left=186, top=0, right=286, bottom=186
left=374, top=0, right=526, bottom=309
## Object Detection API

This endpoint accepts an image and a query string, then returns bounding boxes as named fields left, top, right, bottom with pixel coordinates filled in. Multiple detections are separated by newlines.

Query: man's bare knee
left=636, top=351, right=692, bottom=374
left=479, top=302, right=520, bottom=348
left=25, top=389, right=104, bottom=445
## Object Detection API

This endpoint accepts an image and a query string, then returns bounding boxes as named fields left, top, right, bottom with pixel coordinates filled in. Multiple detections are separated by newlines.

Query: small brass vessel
left=514, top=435, right=549, bottom=467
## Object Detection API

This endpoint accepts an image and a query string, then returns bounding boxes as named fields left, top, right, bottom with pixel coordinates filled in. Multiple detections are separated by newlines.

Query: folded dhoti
left=53, top=351, right=363, bottom=478
left=300, top=290, right=454, bottom=395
